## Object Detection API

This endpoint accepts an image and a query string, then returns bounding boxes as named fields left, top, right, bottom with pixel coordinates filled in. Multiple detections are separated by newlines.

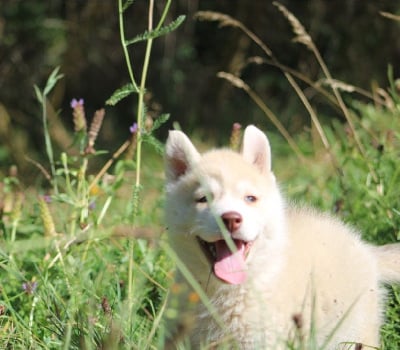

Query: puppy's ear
left=165, top=130, right=201, bottom=181
left=241, top=125, right=272, bottom=173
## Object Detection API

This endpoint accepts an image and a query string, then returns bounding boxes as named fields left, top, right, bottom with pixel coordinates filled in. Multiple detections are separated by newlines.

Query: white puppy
left=164, top=125, right=400, bottom=349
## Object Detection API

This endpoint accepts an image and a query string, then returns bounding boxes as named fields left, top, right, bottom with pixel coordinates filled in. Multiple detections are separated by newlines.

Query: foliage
left=1, top=1, right=181, bottom=348
left=0, top=2, right=400, bottom=350
left=1, top=1, right=400, bottom=173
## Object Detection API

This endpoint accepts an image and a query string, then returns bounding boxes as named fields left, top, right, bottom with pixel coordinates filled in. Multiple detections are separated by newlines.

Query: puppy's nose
left=221, top=211, right=242, bottom=233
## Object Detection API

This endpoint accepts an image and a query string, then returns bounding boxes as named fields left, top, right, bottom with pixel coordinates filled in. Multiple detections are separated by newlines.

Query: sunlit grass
left=1, top=2, right=400, bottom=350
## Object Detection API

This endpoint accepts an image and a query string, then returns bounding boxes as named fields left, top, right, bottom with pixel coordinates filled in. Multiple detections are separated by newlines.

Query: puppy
left=164, top=125, right=400, bottom=349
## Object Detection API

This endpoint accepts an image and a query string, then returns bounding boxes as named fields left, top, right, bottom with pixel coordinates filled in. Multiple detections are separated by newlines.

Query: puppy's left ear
left=165, top=130, right=201, bottom=181
left=241, top=125, right=272, bottom=173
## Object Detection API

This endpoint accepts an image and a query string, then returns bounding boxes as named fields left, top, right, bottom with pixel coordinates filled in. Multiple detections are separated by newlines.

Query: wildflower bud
left=2, top=192, right=13, bottom=216
left=22, top=280, right=38, bottom=295
left=10, top=192, right=23, bottom=223
left=230, top=123, right=242, bottom=151
left=38, top=196, right=57, bottom=237
left=129, top=123, right=138, bottom=134
left=89, top=184, right=101, bottom=196
left=101, top=296, right=111, bottom=315
left=126, top=123, right=138, bottom=160
left=9, top=165, right=18, bottom=178
left=86, top=108, right=105, bottom=154
left=61, top=152, right=68, bottom=168
left=188, top=291, right=200, bottom=304
left=43, top=195, right=52, bottom=203
left=71, top=98, right=87, bottom=132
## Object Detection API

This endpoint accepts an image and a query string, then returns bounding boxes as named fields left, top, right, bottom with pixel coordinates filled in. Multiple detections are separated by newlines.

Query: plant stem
left=134, top=0, right=154, bottom=189
left=28, top=295, right=39, bottom=345
left=89, top=140, right=130, bottom=191
left=310, top=43, right=379, bottom=182
left=118, top=0, right=139, bottom=92
left=42, top=98, right=58, bottom=194
left=122, top=0, right=154, bottom=332
left=118, top=0, right=174, bottom=333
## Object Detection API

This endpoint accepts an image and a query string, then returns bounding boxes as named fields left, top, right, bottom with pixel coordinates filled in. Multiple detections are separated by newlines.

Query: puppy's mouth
left=197, top=237, right=252, bottom=285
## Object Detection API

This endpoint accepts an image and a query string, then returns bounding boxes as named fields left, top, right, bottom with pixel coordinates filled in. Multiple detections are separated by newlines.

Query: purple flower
left=89, top=201, right=96, bottom=210
left=70, top=98, right=84, bottom=109
left=22, top=281, right=38, bottom=295
left=43, top=195, right=52, bottom=203
left=129, top=123, right=138, bottom=134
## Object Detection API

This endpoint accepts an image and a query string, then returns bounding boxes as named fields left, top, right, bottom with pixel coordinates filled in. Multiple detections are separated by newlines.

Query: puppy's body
left=165, top=126, right=400, bottom=349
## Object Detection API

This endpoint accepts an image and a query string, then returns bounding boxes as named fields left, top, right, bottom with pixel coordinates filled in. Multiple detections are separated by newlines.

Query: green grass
left=1, top=2, right=400, bottom=349
left=0, top=144, right=169, bottom=350
left=1, top=87, right=399, bottom=349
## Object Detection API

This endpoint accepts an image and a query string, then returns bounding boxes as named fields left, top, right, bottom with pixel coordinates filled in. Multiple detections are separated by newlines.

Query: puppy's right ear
left=165, top=130, right=201, bottom=181
left=241, top=125, right=272, bottom=174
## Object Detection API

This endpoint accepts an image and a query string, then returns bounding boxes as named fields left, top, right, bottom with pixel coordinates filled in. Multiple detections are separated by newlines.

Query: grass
left=1, top=2, right=400, bottom=349
left=0, top=144, right=168, bottom=349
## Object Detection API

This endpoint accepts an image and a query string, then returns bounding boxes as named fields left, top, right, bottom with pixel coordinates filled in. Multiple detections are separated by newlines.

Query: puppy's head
left=165, top=126, right=285, bottom=285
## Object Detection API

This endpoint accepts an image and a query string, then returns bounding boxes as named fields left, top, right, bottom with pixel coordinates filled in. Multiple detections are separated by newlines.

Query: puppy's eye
left=196, top=196, right=208, bottom=203
left=245, top=195, right=258, bottom=203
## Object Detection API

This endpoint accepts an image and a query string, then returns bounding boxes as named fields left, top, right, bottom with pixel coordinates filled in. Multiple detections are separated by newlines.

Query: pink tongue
left=214, top=240, right=247, bottom=284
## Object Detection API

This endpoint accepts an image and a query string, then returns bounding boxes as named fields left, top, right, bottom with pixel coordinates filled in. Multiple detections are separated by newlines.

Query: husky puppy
left=164, top=125, right=400, bottom=349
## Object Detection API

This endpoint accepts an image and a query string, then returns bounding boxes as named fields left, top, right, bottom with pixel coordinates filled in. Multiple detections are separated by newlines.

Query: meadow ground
left=1, top=98, right=400, bottom=349
left=1, top=2, right=400, bottom=349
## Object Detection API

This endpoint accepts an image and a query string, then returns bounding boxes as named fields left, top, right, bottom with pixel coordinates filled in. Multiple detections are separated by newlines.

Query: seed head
left=85, top=108, right=105, bottom=154
left=38, top=196, right=57, bottom=237
left=71, top=98, right=87, bottom=132
left=230, top=123, right=242, bottom=151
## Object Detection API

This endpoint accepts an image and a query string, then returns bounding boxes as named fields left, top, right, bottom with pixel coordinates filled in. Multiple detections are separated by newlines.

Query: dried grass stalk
left=86, top=108, right=105, bottom=154
left=380, top=11, right=400, bottom=22
left=273, top=2, right=313, bottom=49
left=195, top=11, right=241, bottom=28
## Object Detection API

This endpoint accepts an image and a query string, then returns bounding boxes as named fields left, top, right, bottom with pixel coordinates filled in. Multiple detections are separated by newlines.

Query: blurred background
left=1, top=0, right=399, bottom=180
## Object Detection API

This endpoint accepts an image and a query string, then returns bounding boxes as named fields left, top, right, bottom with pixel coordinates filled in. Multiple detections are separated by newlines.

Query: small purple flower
left=71, top=98, right=87, bottom=132
left=22, top=281, right=38, bottom=295
left=43, top=195, right=52, bottom=203
left=129, top=122, right=138, bottom=134
left=70, top=98, right=84, bottom=109
left=89, top=201, right=96, bottom=211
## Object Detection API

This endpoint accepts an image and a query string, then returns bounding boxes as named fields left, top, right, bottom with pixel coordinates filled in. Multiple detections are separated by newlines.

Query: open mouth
left=197, top=237, right=252, bottom=285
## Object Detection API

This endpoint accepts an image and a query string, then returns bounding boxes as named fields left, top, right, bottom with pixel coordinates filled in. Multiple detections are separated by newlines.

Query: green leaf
left=126, top=15, right=186, bottom=46
left=151, top=113, right=170, bottom=132
left=122, top=0, right=135, bottom=12
left=43, top=66, right=64, bottom=96
left=92, top=150, right=109, bottom=156
left=33, top=85, right=43, bottom=103
left=115, top=159, right=136, bottom=177
left=106, top=83, right=140, bottom=106
left=142, top=134, right=164, bottom=154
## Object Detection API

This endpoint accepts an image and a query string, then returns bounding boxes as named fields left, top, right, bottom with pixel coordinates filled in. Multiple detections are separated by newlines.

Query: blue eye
left=245, top=195, right=257, bottom=203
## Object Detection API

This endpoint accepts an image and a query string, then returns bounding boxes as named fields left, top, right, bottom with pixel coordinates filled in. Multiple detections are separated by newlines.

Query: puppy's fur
left=165, top=125, right=400, bottom=349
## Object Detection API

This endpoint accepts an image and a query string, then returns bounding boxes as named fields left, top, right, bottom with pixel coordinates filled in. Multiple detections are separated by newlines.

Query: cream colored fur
left=164, top=125, right=400, bottom=349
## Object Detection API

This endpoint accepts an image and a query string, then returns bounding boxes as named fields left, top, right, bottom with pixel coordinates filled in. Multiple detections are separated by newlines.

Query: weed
left=0, top=0, right=183, bottom=349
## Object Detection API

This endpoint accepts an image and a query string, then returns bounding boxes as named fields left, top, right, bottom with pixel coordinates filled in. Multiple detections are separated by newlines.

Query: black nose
left=221, top=211, right=242, bottom=233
